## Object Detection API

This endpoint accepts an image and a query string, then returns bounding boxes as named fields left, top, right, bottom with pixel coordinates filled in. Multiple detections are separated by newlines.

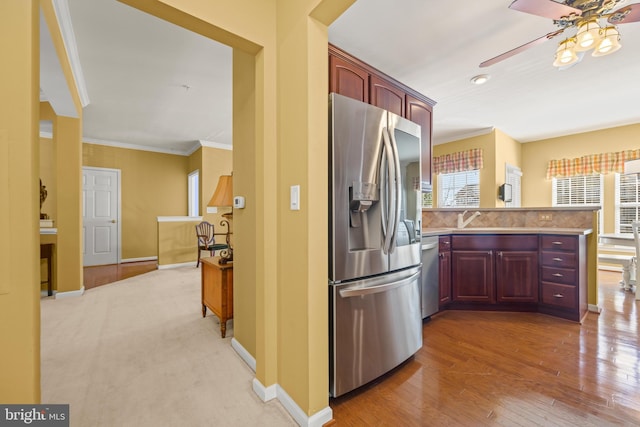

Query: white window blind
left=615, top=173, right=640, bottom=234
left=552, top=174, right=603, bottom=232
left=438, top=170, right=480, bottom=208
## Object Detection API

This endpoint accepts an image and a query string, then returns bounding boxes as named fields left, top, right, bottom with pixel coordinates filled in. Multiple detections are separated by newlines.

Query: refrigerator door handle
left=381, top=127, right=396, bottom=254
left=338, top=270, right=421, bottom=298
left=387, top=127, right=402, bottom=253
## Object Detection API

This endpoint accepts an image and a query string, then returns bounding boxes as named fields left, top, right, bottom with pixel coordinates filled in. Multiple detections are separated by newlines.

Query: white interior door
left=505, top=164, right=522, bottom=208
left=83, top=167, right=120, bottom=266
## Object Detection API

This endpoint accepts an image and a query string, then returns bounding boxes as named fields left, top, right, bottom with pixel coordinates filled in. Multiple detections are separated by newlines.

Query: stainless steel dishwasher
left=421, top=236, right=439, bottom=318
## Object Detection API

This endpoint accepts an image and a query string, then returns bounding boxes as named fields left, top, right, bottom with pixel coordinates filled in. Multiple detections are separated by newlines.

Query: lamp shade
left=575, top=18, right=601, bottom=51
left=553, top=38, right=579, bottom=67
left=208, top=174, right=233, bottom=207
left=592, top=26, right=621, bottom=57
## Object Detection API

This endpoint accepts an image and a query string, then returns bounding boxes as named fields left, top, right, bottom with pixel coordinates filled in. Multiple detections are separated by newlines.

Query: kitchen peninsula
left=422, top=207, right=598, bottom=323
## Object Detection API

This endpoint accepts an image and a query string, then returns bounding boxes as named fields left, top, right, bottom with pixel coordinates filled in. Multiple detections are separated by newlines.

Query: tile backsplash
left=422, top=208, right=597, bottom=230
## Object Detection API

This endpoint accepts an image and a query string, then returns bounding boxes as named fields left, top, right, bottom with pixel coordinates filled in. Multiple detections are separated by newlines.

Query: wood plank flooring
left=329, top=271, right=640, bottom=426
left=83, top=260, right=157, bottom=290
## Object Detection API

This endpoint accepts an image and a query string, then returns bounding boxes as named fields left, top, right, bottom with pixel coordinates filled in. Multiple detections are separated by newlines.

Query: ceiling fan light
left=575, top=19, right=602, bottom=51
left=592, top=26, right=622, bottom=57
left=553, top=38, right=579, bottom=67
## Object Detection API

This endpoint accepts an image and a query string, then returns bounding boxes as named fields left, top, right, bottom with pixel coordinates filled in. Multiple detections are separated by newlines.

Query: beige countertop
left=422, top=227, right=593, bottom=237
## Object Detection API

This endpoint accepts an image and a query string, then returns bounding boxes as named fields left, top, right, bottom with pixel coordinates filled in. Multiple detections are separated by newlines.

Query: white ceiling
left=43, top=0, right=640, bottom=155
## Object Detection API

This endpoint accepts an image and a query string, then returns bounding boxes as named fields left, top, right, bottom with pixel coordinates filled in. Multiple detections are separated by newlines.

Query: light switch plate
left=290, top=185, right=300, bottom=210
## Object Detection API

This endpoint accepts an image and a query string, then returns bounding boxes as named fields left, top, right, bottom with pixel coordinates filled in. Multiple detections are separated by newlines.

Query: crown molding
left=83, top=137, right=193, bottom=156
left=199, top=140, right=233, bottom=151
left=52, top=0, right=90, bottom=107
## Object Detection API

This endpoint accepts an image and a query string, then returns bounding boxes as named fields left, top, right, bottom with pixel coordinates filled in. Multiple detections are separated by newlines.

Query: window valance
left=433, top=148, right=483, bottom=175
left=546, top=149, right=640, bottom=179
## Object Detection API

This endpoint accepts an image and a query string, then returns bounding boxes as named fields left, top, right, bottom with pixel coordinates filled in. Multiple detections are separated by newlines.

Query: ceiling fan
left=480, top=0, right=640, bottom=68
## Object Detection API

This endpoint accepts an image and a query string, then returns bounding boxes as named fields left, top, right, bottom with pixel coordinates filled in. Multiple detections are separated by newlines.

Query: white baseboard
left=40, top=290, right=55, bottom=297
left=588, top=304, right=602, bottom=313
left=251, top=377, right=333, bottom=427
left=231, top=338, right=256, bottom=372
left=252, top=378, right=277, bottom=402
left=276, top=384, right=333, bottom=427
left=158, top=261, right=196, bottom=270
left=55, top=287, right=85, bottom=299
left=121, top=256, right=157, bottom=263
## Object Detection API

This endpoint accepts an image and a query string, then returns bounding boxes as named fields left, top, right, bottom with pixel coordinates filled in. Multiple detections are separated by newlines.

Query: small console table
left=40, top=243, right=54, bottom=296
left=201, top=257, right=233, bottom=338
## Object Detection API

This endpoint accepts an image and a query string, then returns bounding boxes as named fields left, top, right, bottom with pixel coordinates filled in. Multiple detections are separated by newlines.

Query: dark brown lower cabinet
left=495, top=251, right=539, bottom=303
left=452, top=250, right=494, bottom=303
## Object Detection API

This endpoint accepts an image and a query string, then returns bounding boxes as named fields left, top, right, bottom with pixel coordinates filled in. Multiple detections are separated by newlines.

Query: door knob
left=110, top=219, right=117, bottom=223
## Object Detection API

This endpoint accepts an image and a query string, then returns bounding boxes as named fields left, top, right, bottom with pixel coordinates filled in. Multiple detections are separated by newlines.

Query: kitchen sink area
left=420, top=207, right=600, bottom=323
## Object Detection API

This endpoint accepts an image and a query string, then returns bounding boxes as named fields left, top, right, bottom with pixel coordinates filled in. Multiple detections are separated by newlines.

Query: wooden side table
left=201, top=257, right=233, bottom=338
left=40, top=243, right=54, bottom=296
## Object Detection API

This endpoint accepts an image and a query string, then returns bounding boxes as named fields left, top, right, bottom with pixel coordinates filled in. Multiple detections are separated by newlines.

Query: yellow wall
left=82, top=143, right=189, bottom=260
left=0, top=0, right=41, bottom=403
left=432, top=131, right=495, bottom=207
left=521, top=123, right=640, bottom=233
left=201, top=146, right=233, bottom=225
left=494, top=128, right=521, bottom=207
left=157, top=219, right=202, bottom=265
left=40, top=136, right=57, bottom=221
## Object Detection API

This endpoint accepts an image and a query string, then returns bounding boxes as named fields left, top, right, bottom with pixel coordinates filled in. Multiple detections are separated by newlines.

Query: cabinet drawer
left=452, top=235, right=537, bottom=251
left=541, top=251, right=577, bottom=268
left=439, top=236, right=451, bottom=252
left=541, top=235, right=577, bottom=251
left=541, top=282, right=577, bottom=309
left=541, top=266, right=576, bottom=285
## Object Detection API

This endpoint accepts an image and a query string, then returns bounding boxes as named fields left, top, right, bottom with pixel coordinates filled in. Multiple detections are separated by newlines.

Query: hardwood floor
left=83, top=261, right=158, bottom=290
left=330, top=271, right=640, bottom=426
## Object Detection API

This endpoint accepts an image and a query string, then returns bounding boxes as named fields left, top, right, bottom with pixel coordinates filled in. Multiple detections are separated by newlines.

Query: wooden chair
left=195, top=221, right=228, bottom=267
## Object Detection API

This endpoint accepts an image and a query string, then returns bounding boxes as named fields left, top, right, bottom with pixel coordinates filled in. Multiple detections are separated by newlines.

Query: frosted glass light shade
left=553, top=38, right=579, bottom=67
left=575, top=19, right=601, bottom=51
left=592, top=26, right=621, bottom=57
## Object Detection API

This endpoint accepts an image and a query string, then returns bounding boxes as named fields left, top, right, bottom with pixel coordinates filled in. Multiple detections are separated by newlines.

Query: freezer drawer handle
left=339, top=271, right=420, bottom=298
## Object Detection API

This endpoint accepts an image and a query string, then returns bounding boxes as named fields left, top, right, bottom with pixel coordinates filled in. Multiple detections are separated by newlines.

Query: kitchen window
left=438, top=170, right=480, bottom=208
left=615, top=173, right=640, bottom=234
left=552, top=174, right=603, bottom=232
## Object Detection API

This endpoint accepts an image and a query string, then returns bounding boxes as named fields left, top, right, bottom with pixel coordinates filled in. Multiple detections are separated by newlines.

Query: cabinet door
left=329, top=55, right=369, bottom=103
left=406, top=94, right=433, bottom=187
left=438, top=251, right=451, bottom=306
left=370, top=75, right=405, bottom=117
left=452, top=250, right=494, bottom=303
left=496, top=251, right=539, bottom=303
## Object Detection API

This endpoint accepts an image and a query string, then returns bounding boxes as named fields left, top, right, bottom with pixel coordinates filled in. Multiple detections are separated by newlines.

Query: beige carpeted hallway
left=41, top=267, right=296, bottom=426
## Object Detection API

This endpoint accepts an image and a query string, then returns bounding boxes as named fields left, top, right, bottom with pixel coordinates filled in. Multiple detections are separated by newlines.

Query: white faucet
left=457, top=210, right=481, bottom=229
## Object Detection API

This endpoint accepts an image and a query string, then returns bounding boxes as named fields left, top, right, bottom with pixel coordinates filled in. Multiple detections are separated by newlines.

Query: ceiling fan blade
left=607, top=3, right=640, bottom=24
left=509, top=0, right=582, bottom=20
left=479, top=29, right=564, bottom=68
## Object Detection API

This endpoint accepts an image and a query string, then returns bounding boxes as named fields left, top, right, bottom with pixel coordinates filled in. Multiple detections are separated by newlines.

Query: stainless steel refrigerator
left=329, top=93, right=423, bottom=397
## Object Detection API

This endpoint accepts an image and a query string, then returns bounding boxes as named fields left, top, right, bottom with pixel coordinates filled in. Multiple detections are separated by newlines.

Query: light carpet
left=41, top=267, right=296, bottom=427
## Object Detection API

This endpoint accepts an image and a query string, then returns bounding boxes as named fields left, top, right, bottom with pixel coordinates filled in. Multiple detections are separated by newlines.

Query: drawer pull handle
left=552, top=273, right=563, bottom=277
left=552, top=241, right=564, bottom=245
left=553, top=293, right=564, bottom=298
left=552, top=257, right=563, bottom=262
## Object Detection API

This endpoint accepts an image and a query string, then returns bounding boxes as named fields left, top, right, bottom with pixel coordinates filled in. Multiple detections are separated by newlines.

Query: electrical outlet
left=538, top=213, right=553, bottom=221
